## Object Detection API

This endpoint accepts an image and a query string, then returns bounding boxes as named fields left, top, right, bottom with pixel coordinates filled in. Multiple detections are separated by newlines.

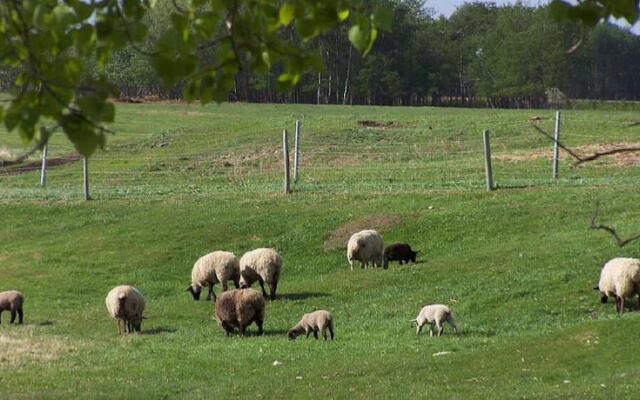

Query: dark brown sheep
left=214, top=289, right=265, bottom=336
left=383, top=243, right=418, bottom=269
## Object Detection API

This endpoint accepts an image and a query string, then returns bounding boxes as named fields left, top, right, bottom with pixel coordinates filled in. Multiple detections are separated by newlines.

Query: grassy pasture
left=1, top=103, right=640, bottom=398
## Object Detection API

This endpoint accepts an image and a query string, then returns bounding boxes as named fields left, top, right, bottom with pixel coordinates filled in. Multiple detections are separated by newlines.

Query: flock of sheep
left=1, top=231, right=638, bottom=339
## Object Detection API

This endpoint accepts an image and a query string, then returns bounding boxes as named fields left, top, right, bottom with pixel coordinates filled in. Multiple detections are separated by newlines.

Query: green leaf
left=338, top=9, right=350, bottom=22
left=279, top=3, right=296, bottom=26
left=348, top=25, right=368, bottom=53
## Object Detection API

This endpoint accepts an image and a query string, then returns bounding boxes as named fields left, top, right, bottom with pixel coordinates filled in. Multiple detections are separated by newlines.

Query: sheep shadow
left=35, top=320, right=55, bottom=326
left=142, top=326, right=177, bottom=335
left=277, top=292, right=329, bottom=301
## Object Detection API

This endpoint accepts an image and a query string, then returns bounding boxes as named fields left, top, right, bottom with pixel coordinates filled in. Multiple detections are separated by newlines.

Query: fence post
left=294, top=120, right=301, bottom=183
left=483, top=129, right=494, bottom=191
left=83, top=157, right=90, bottom=200
left=282, top=130, right=290, bottom=194
left=552, top=111, right=561, bottom=179
left=40, top=145, right=48, bottom=186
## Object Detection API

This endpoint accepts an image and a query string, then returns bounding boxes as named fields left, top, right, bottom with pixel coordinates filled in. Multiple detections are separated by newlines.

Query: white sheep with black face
left=186, top=251, right=240, bottom=301
left=595, top=257, right=640, bottom=315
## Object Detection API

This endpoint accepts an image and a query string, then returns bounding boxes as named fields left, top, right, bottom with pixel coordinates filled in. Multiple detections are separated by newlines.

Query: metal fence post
left=483, top=130, right=494, bottom=191
left=294, top=120, right=301, bottom=183
left=552, top=111, right=561, bottom=179
left=282, top=130, right=290, bottom=194
left=40, top=145, right=48, bottom=186
left=83, top=157, right=90, bottom=200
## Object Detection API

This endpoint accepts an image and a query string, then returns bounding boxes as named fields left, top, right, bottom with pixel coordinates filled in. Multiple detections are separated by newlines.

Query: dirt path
left=0, top=154, right=82, bottom=176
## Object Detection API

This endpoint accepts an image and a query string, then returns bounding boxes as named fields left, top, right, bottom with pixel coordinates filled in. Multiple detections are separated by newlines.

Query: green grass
left=1, top=103, right=640, bottom=398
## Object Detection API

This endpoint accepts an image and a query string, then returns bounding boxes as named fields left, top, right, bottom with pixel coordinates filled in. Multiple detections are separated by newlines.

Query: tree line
left=2, top=0, right=638, bottom=110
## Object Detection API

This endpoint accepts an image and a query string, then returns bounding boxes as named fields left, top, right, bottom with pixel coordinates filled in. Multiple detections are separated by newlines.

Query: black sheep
left=383, top=243, right=419, bottom=269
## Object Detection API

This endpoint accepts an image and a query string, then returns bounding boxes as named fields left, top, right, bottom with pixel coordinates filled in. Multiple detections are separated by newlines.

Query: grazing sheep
left=215, top=289, right=265, bottom=336
left=347, top=229, right=384, bottom=271
left=288, top=310, right=334, bottom=340
left=595, top=257, right=640, bottom=314
left=383, top=243, right=418, bottom=269
left=239, top=248, right=282, bottom=300
left=105, top=285, right=146, bottom=334
left=0, top=290, right=24, bottom=325
left=411, top=304, right=458, bottom=337
left=186, top=251, right=240, bottom=302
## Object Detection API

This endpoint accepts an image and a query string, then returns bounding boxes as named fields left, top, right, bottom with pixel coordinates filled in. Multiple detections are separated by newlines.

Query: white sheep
left=595, top=257, right=640, bottom=314
left=105, top=285, right=146, bottom=334
left=411, top=304, right=458, bottom=337
left=288, top=310, right=335, bottom=340
left=0, top=290, right=24, bottom=324
left=347, top=229, right=384, bottom=271
left=186, top=251, right=240, bottom=301
left=239, top=248, right=282, bottom=300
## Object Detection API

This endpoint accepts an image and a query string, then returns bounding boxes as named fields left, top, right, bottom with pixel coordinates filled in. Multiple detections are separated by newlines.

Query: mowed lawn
left=1, top=103, right=640, bottom=398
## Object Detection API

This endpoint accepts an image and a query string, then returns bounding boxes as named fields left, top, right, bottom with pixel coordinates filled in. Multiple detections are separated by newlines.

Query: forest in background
left=2, top=0, right=639, bottom=109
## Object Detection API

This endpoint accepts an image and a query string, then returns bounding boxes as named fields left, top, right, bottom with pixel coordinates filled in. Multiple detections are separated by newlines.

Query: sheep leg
left=9, top=310, right=16, bottom=324
left=620, top=297, right=625, bottom=315
left=416, top=322, right=422, bottom=335
left=206, top=284, right=214, bottom=301
left=268, top=281, right=278, bottom=301
left=233, top=277, right=240, bottom=289
left=258, top=279, right=268, bottom=298
left=349, top=259, right=354, bottom=271
left=328, top=324, right=334, bottom=340
left=17, top=307, right=23, bottom=324
left=313, top=330, right=319, bottom=339
left=116, top=319, right=121, bottom=335
left=239, top=324, right=247, bottom=336
left=305, top=329, right=311, bottom=338
left=256, top=319, right=264, bottom=336
left=222, top=282, right=228, bottom=292
left=436, top=321, right=444, bottom=337
left=448, top=316, right=458, bottom=334
left=0, top=311, right=2, bottom=324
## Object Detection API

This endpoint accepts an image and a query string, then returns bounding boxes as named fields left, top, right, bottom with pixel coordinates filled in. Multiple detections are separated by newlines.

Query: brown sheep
left=214, top=289, right=265, bottom=336
left=0, top=290, right=24, bottom=324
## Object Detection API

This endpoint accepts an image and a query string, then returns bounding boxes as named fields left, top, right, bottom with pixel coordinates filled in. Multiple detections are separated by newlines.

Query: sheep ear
left=185, top=286, right=192, bottom=292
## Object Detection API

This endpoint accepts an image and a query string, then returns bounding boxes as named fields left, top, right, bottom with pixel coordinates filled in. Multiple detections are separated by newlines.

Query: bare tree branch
left=529, top=121, right=640, bottom=165
left=589, top=203, right=640, bottom=247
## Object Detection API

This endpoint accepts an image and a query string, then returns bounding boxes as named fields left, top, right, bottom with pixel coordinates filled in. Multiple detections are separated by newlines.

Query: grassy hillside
left=1, top=103, right=640, bottom=398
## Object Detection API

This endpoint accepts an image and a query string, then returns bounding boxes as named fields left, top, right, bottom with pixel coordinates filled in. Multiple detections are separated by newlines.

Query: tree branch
left=529, top=120, right=640, bottom=165
left=589, top=203, right=640, bottom=247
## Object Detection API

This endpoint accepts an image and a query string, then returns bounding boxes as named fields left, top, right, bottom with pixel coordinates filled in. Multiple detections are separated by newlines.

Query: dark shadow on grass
left=220, top=328, right=289, bottom=337
left=142, top=326, right=177, bottom=335
left=35, top=320, right=55, bottom=326
left=277, top=292, right=329, bottom=301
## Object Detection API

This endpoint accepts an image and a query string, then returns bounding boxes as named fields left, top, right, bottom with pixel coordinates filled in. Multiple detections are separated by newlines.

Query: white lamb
left=595, top=257, right=640, bottom=314
left=187, top=251, right=240, bottom=301
left=346, top=229, right=384, bottom=271
left=239, top=248, right=282, bottom=300
left=411, top=304, right=458, bottom=337
left=105, top=285, right=146, bottom=334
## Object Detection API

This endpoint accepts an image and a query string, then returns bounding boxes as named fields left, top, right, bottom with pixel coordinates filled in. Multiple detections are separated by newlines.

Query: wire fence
left=1, top=110, right=639, bottom=201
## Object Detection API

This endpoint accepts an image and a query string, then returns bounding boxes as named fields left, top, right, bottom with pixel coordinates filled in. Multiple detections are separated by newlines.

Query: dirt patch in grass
left=0, top=329, right=74, bottom=367
left=0, top=154, right=82, bottom=176
left=323, top=214, right=403, bottom=251
left=495, top=142, right=640, bottom=166
left=358, top=120, right=414, bottom=129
